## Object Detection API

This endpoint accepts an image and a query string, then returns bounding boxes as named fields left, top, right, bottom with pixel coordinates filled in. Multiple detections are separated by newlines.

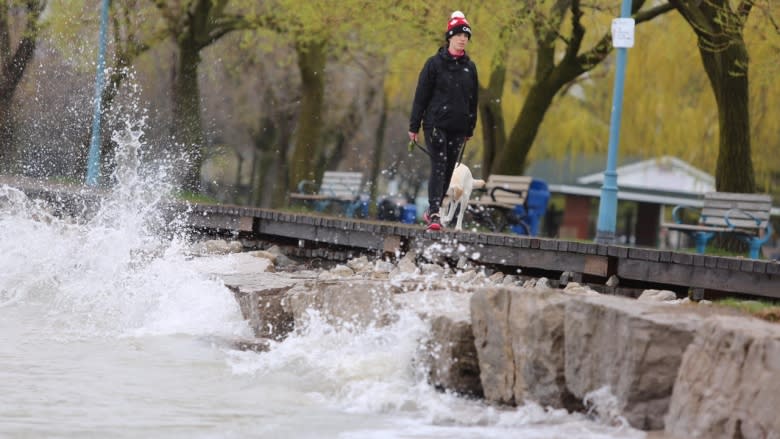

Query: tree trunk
left=478, top=25, right=510, bottom=178
left=270, top=120, right=292, bottom=208
left=173, top=42, right=204, bottom=192
left=0, top=102, right=13, bottom=173
left=699, top=38, right=754, bottom=193
left=251, top=117, right=275, bottom=207
left=670, top=0, right=756, bottom=254
left=288, top=41, right=326, bottom=190
left=152, top=0, right=250, bottom=193
left=368, top=91, right=388, bottom=218
left=253, top=113, right=292, bottom=208
left=0, top=0, right=43, bottom=173
left=491, top=79, right=560, bottom=175
left=671, top=0, right=756, bottom=193
left=479, top=64, right=507, bottom=178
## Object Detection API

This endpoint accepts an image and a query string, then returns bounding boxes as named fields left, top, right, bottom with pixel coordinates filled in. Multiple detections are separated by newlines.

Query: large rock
left=421, top=315, right=483, bottom=397
left=665, top=315, right=780, bottom=439
left=283, top=280, right=396, bottom=329
left=232, top=284, right=295, bottom=341
left=191, top=253, right=297, bottom=340
left=564, top=295, right=705, bottom=430
left=510, top=288, right=580, bottom=410
left=471, top=286, right=582, bottom=410
left=470, top=287, right=516, bottom=404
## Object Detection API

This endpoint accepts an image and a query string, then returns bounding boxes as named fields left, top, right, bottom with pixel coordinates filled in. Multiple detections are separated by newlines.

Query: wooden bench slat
left=705, top=192, right=771, bottom=203
left=701, top=210, right=770, bottom=224
left=289, top=193, right=353, bottom=202
left=700, top=218, right=768, bottom=230
left=703, top=201, right=772, bottom=212
left=702, top=207, right=771, bottom=217
left=663, top=223, right=727, bottom=233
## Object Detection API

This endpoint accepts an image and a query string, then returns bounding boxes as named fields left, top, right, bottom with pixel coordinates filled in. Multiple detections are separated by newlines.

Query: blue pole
left=594, top=0, right=633, bottom=244
left=85, top=0, right=110, bottom=187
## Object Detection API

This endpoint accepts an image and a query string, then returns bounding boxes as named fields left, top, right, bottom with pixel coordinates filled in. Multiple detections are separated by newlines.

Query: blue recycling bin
left=509, top=179, right=550, bottom=236
left=401, top=204, right=417, bottom=224
left=346, top=194, right=370, bottom=218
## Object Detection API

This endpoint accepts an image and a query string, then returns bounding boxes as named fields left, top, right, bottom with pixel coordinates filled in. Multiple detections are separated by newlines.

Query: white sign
left=611, top=18, right=635, bottom=48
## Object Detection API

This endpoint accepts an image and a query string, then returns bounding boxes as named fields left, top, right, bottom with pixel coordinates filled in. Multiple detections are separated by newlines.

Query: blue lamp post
left=594, top=1, right=635, bottom=244
left=85, top=0, right=110, bottom=187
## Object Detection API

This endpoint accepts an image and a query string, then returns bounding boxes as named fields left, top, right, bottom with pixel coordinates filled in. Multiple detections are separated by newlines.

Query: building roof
left=527, top=155, right=778, bottom=215
left=576, top=156, right=715, bottom=195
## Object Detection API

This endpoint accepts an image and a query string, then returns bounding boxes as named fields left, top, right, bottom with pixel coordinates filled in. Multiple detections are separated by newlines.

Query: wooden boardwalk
left=186, top=203, right=780, bottom=300
left=1, top=175, right=778, bottom=300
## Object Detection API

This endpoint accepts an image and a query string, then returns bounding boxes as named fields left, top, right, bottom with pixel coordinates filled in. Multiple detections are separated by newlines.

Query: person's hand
left=408, top=131, right=418, bottom=142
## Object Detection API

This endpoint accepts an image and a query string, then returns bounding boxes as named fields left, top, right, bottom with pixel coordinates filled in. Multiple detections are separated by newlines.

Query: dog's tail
left=473, top=179, right=486, bottom=189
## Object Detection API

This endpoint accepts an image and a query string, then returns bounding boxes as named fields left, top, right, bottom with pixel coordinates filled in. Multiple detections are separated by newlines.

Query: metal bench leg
left=344, top=200, right=360, bottom=218
left=746, top=239, right=762, bottom=260
left=738, top=224, right=773, bottom=259
left=694, top=231, right=715, bottom=254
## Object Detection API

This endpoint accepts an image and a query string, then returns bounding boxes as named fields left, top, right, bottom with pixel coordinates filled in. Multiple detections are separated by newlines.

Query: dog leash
left=456, top=138, right=468, bottom=166
left=407, top=139, right=432, bottom=157
left=408, top=132, right=469, bottom=162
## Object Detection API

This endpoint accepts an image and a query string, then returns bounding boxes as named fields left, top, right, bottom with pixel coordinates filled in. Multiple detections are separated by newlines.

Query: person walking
left=408, top=10, right=479, bottom=231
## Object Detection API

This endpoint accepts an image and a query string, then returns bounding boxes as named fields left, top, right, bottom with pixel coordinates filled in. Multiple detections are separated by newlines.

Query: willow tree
left=257, top=0, right=389, bottom=193
left=0, top=0, right=45, bottom=172
left=484, top=0, right=674, bottom=176
left=668, top=0, right=765, bottom=193
left=152, top=0, right=251, bottom=192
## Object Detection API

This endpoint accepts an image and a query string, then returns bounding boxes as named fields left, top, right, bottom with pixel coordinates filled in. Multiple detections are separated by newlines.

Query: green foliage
left=9, top=0, right=780, bottom=201
left=715, top=298, right=780, bottom=322
left=45, top=0, right=165, bottom=73
left=173, top=190, right=218, bottom=204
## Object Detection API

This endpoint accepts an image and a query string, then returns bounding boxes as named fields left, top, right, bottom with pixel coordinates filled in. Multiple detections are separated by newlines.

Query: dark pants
left=424, top=127, right=465, bottom=216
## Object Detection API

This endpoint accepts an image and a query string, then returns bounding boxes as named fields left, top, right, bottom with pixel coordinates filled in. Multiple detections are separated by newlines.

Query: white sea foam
left=0, top=114, right=646, bottom=439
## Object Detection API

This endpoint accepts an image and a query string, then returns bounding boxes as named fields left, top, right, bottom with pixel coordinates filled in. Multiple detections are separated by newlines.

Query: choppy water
left=0, top=125, right=647, bottom=438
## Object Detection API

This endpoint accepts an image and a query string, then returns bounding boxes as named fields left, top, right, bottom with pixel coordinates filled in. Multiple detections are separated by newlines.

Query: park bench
left=662, top=191, right=774, bottom=259
left=289, top=171, right=366, bottom=217
left=467, top=174, right=548, bottom=235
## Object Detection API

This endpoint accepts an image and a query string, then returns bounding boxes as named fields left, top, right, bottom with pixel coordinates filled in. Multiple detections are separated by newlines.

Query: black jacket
left=409, top=47, right=479, bottom=137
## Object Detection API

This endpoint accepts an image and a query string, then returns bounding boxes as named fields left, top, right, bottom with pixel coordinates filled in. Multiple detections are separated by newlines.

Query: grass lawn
left=714, top=298, right=780, bottom=323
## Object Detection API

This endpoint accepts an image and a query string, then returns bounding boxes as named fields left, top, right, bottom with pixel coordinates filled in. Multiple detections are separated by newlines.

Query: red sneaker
left=426, top=213, right=442, bottom=231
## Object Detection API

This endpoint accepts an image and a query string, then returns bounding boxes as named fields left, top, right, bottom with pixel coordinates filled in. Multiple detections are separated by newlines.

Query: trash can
left=509, top=179, right=550, bottom=236
left=524, top=179, right=550, bottom=236
left=346, top=194, right=370, bottom=218
left=377, top=196, right=405, bottom=221
left=356, top=197, right=369, bottom=218
left=401, top=204, right=417, bottom=224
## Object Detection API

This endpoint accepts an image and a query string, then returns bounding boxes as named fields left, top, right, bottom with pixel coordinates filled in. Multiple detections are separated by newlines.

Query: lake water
left=0, top=127, right=647, bottom=439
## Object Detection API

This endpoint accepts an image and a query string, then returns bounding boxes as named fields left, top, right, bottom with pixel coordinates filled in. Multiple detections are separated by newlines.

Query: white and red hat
left=446, top=11, right=472, bottom=40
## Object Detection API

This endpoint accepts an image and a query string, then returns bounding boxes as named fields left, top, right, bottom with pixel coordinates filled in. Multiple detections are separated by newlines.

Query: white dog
left=440, top=163, right=485, bottom=231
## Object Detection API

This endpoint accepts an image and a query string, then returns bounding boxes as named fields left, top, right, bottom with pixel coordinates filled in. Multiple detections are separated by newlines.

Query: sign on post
left=611, top=18, right=635, bottom=48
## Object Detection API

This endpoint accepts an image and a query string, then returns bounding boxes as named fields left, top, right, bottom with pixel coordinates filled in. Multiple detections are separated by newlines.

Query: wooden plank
left=289, top=193, right=349, bottom=201
left=618, top=258, right=780, bottom=298
left=584, top=255, right=609, bottom=277
left=661, top=222, right=728, bottom=233
left=705, top=192, right=771, bottom=203
left=383, top=235, right=403, bottom=253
